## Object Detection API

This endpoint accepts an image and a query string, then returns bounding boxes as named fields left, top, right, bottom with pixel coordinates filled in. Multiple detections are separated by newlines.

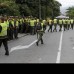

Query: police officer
left=0, top=17, right=9, bottom=56
left=66, top=19, right=70, bottom=30
left=53, top=19, right=57, bottom=32
left=30, top=18, right=35, bottom=35
left=48, top=19, right=53, bottom=32
left=13, top=20, right=18, bottom=39
left=43, top=20, right=47, bottom=32
left=63, top=19, right=67, bottom=31
left=70, top=19, right=74, bottom=30
left=8, top=20, right=14, bottom=40
left=59, top=19, right=63, bottom=31
left=36, top=20, right=44, bottom=46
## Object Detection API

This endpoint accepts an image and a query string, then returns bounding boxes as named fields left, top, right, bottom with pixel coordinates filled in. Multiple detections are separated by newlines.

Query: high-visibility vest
left=40, top=22, right=44, bottom=31
left=71, top=19, right=74, bottom=24
left=43, top=20, right=46, bottom=24
left=54, top=19, right=57, bottom=24
left=37, top=19, right=39, bottom=23
left=0, top=23, right=7, bottom=36
left=59, top=20, right=63, bottom=24
left=11, top=21, right=14, bottom=26
left=20, top=19, right=23, bottom=24
left=41, top=22, right=43, bottom=27
left=16, top=21, right=19, bottom=27
left=63, top=20, right=66, bottom=24
left=4, top=20, right=9, bottom=27
left=49, top=20, right=52, bottom=24
left=30, top=20, right=35, bottom=26
left=67, top=20, right=70, bottom=24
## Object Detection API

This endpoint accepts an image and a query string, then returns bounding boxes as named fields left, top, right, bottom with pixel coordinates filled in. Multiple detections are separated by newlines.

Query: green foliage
left=0, top=0, right=20, bottom=16
left=19, top=4, right=31, bottom=16
left=66, top=7, right=74, bottom=18
left=0, top=0, right=61, bottom=19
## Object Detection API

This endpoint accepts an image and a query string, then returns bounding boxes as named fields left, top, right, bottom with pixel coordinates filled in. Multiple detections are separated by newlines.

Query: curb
left=18, top=33, right=29, bottom=38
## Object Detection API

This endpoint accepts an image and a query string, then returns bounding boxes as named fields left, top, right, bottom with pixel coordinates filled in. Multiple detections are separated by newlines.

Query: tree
left=0, top=0, right=20, bottom=16
left=66, top=7, right=74, bottom=18
left=0, top=0, right=61, bottom=19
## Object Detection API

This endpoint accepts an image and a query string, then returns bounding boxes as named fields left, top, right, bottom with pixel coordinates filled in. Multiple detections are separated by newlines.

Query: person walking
left=0, top=17, right=9, bottom=56
left=36, top=20, right=44, bottom=46
left=48, top=19, right=53, bottom=32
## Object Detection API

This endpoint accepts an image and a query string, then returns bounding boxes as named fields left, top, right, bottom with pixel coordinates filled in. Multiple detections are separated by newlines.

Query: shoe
left=5, top=52, right=9, bottom=56
left=41, top=43, right=44, bottom=44
left=36, top=42, right=38, bottom=46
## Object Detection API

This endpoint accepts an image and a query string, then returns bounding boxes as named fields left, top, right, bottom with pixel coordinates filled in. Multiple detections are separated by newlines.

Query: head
left=1, top=17, right=5, bottom=23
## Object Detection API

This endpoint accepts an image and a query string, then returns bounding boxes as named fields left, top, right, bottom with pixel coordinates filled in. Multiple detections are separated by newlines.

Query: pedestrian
left=0, top=17, right=9, bottom=56
left=70, top=19, right=74, bottom=30
left=36, top=20, right=44, bottom=46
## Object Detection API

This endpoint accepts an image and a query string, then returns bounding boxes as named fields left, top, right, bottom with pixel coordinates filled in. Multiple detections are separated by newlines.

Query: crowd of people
left=1, top=16, right=74, bottom=41
left=0, top=15, right=74, bottom=56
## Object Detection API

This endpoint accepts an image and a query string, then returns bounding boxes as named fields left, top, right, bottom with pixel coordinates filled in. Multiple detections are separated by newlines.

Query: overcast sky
left=56, top=0, right=74, bottom=14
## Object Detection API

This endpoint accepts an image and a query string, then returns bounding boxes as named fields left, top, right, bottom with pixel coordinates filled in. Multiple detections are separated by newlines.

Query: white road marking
left=10, top=40, right=38, bottom=53
left=56, top=28, right=64, bottom=63
left=73, top=47, right=74, bottom=49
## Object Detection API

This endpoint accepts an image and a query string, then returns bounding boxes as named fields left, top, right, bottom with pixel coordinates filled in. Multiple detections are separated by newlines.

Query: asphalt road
left=0, top=26, right=74, bottom=63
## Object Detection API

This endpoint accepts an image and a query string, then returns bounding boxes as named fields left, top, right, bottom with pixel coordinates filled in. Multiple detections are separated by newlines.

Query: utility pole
left=39, top=0, right=41, bottom=19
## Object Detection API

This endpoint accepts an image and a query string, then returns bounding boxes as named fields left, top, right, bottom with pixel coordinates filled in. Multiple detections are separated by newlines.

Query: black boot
left=5, top=51, right=9, bottom=56
left=36, top=42, right=38, bottom=46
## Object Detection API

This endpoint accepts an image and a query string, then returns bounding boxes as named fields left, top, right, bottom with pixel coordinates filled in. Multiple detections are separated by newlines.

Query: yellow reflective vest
left=70, top=19, right=74, bottom=24
left=30, top=20, right=35, bottom=26
left=67, top=20, right=70, bottom=24
left=59, top=20, right=63, bottom=24
left=54, top=19, right=57, bottom=24
left=49, top=20, right=52, bottom=24
left=0, top=23, right=7, bottom=36
left=63, top=20, right=66, bottom=24
left=16, top=21, right=19, bottom=27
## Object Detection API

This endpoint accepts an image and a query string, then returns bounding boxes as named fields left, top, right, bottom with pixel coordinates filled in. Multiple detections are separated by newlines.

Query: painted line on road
left=56, top=28, right=64, bottom=63
left=10, top=40, right=38, bottom=53
left=73, top=47, right=74, bottom=49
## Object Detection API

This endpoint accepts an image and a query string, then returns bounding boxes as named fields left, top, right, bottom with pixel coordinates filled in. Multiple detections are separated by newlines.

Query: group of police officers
left=0, top=15, right=74, bottom=56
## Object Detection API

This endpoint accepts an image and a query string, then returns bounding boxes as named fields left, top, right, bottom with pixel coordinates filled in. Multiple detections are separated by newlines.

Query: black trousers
left=71, top=24, right=73, bottom=30
left=59, top=24, right=62, bottom=31
left=0, top=38, right=9, bottom=53
left=13, top=28, right=18, bottom=39
left=48, top=24, right=53, bottom=32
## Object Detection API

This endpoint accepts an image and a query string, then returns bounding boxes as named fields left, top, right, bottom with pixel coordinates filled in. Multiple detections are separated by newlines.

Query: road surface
left=0, top=26, right=74, bottom=63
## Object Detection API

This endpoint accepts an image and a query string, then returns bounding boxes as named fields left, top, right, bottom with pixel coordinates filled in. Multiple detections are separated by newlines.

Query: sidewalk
left=18, top=33, right=29, bottom=38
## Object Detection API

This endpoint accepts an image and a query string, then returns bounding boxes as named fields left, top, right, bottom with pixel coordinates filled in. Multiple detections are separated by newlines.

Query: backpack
left=0, top=25, right=2, bottom=33
left=37, top=22, right=42, bottom=30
